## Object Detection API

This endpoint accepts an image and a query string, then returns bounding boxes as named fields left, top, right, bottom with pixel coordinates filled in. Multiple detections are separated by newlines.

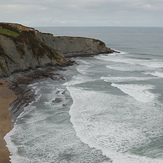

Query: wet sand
left=0, top=80, right=17, bottom=163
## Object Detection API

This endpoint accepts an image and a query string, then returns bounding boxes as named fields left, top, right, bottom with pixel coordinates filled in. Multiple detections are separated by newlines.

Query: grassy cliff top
left=0, top=28, right=20, bottom=37
left=0, top=23, right=21, bottom=37
left=0, top=23, right=68, bottom=76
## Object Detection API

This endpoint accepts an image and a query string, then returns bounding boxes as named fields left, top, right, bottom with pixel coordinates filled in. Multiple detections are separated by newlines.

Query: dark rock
left=52, top=98, right=62, bottom=103
left=56, top=91, right=60, bottom=94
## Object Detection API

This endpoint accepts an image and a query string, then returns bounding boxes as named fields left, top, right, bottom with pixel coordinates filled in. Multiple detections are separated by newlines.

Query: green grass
left=0, top=28, right=20, bottom=37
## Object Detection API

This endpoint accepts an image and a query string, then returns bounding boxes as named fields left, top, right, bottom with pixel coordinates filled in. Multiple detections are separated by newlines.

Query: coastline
left=0, top=23, right=116, bottom=162
left=0, top=65, right=70, bottom=162
left=0, top=80, right=17, bottom=163
left=0, top=55, right=114, bottom=162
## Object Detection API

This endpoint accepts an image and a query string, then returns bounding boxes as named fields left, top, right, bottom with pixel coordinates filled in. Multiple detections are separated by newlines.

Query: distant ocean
left=5, top=27, right=163, bottom=163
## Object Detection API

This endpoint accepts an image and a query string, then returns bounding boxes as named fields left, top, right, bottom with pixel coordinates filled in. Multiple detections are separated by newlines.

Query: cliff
left=0, top=23, right=114, bottom=77
left=37, top=34, right=114, bottom=57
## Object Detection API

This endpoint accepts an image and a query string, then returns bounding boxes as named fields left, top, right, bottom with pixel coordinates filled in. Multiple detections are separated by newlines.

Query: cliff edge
left=37, top=34, right=114, bottom=57
left=0, top=23, right=114, bottom=77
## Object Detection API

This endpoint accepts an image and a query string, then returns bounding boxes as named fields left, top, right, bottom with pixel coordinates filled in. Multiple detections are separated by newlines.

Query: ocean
left=5, top=27, right=163, bottom=163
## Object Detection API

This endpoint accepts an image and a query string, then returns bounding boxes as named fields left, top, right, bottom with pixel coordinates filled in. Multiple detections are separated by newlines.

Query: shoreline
left=0, top=53, right=114, bottom=162
left=0, top=65, right=70, bottom=162
left=0, top=80, right=17, bottom=163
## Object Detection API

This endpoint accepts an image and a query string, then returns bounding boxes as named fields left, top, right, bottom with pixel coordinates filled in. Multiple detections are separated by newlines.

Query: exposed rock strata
left=8, top=66, right=66, bottom=120
left=37, top=34, right=115, bottom=57
left=0, top=23, right=114, bottom=77
left=0, top=23, right=66, bottom=77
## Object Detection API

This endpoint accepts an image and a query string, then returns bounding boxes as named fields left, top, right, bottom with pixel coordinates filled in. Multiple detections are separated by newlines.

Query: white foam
left=67, top=87, right=163, bottom=163
left=95, top=54, right=138, bottom=65
left=143, top=71, right=163, bottom=78
left=106, top=65, right=150, bottom=72
left=68, top=87, right=162, bottom=163
left=76, top=64, right=92, bottom=74
left=111, top=50, right=127, bottom=55
left=101, top=76, right=155, bottom=83
left=111, top=83, right=157, bottom=103
left=75, top=59, right=94, bottom=75
left=28, top=82, right=39, bottom=87
left=97, top=50, right=125, bottom=57
left=4, top=105, right=38, bottom=163
left=4, top=83, right=44, bottom=162
left=4, top=129, right=19, bottom=162
left=140, top=60, right=163, bottom=68
left=28, top=83, right=42, bottom=101
left=106, top=65, right=132, bottom=71
left=5, top=85, right=111, bottom=163
left=95, top=54, right=163, bottom=69
left=108, top=53, right=116, bottom=56
left=63, top=75, right=94, bottom=86
left=119, top=51, right=127, bottom=55
left=76, top=59, right=90, bottom=65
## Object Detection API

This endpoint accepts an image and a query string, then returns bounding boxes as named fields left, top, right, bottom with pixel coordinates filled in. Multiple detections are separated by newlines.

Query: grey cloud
left=0, top=0, right=163, bottom=26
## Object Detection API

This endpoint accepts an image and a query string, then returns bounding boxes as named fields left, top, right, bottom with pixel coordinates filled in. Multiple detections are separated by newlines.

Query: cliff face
left=0, top=23, right=67, bottom=77
left=37, top=34, right=114, bottom=57
left=0, top=23, right=114, bottom=77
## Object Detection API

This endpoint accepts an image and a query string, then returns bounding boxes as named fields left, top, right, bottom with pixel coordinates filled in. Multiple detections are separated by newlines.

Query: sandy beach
left=0, top=67, right=64, bottom=163
left=0, top=80, right=17, bottom=163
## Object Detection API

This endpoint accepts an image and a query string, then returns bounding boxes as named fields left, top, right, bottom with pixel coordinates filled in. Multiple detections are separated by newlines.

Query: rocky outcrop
left=0, top=23, right=115, bottom=77
left=53, top=36, right=114, bottom=57
left=37, top=34, right=114, bottom=57
left=0, top=23, right=67, bottom=77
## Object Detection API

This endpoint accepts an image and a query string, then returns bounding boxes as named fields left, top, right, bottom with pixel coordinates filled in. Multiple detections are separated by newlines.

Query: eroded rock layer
left=0, top=23, right=114, bottom=77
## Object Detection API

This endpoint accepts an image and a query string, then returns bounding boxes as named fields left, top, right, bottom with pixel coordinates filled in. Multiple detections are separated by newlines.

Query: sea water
left=5, top=27, right=163, bottom=163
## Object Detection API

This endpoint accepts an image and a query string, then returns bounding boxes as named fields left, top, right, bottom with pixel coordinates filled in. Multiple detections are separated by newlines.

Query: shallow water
left=5, top=27, right=163, bottom=163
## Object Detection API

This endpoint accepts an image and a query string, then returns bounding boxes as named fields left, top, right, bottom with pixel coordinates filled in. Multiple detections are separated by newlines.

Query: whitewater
left=5, top=27, right=163, bottom=163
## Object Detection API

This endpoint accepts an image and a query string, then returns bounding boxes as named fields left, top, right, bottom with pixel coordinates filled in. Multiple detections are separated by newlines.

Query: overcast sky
left=0, top=0, right=163, bottom=27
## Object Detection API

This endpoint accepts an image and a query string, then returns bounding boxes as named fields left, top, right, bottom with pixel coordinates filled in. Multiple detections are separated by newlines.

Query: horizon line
left=35, top=25, right=163, bottom=28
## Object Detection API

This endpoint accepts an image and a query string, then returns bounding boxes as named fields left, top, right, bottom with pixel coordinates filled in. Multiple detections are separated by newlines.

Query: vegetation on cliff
left=0, top=23, right=114, bottom=77
left=0, top=23, right=68, bottom=76
left=0, top=23, right=65, bottom=60
left=0, top=28, right=20, bottom=37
